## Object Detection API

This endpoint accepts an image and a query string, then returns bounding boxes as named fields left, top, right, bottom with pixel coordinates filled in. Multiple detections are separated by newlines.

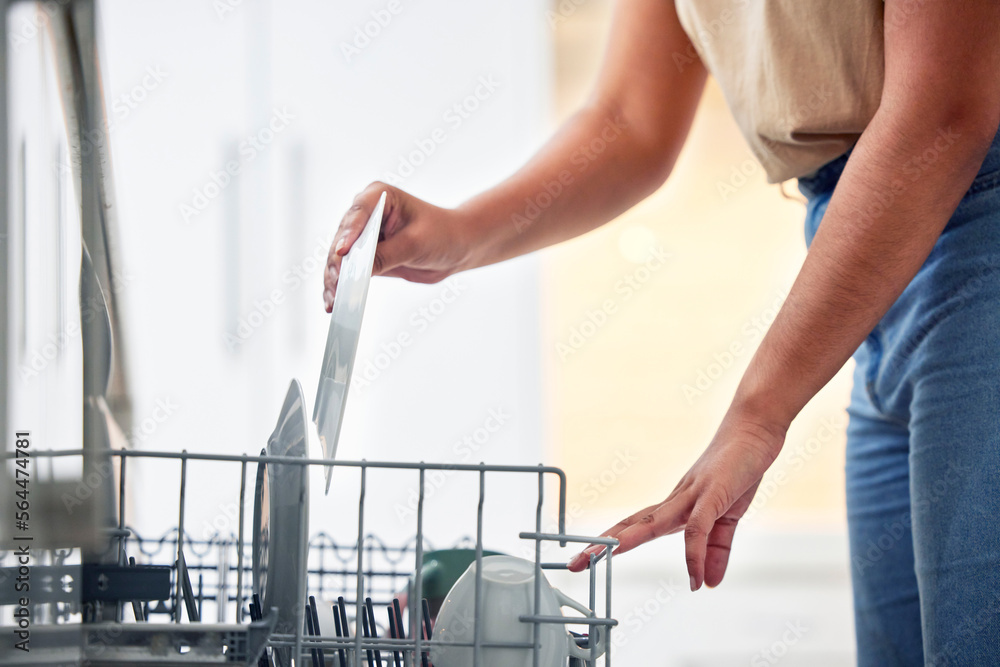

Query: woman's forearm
left=455, top=98, right=699, bottom=270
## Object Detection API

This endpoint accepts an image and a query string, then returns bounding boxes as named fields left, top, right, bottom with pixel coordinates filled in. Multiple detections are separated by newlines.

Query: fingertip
left=567, top=553, right=587, bottom=572
left=704, top=563, right=727, bottom=589
left=688, top=561, right=706, bottom=591
left=686, top=560, right=704, bottom=592
left=568, top=544, right=608, bottom=572
left=685, top=550, right=704, bottom=590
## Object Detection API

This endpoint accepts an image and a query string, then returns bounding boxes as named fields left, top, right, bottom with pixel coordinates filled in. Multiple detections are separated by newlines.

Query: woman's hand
left=567, top=406, right=787, bottom=591
left=323, top=182, right=472, bottom=312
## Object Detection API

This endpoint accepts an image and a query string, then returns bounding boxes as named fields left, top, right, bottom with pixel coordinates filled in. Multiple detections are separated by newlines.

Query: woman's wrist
left=727, top=365, right=795, bottom=456
left=451, top=193, right=521, bottom=271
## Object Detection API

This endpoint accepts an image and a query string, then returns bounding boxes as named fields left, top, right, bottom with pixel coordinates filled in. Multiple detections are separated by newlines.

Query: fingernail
left=323, top=290, right=333, bottom=308
left=690, top=575, right=698, bottom=592
left=335, top=237, right=347, bottom=254
left=568, top=553, right=586, bottom=569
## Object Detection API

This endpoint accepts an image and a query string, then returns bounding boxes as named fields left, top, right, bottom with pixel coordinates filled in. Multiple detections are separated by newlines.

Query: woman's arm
left=453, top=0, right=706, bottom=267
left=570, top=0, right=1000, bottom=589
left=324, top=0, right=706, bottom=308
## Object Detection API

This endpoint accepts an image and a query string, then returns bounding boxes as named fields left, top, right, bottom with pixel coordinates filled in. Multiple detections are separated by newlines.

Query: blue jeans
left=798, top=130, right=1000, bottom=666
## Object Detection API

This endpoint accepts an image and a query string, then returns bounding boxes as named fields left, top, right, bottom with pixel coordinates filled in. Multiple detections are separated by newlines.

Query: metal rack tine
left=391, top=598, right=406, bottom=667
left=176, top=550, right=200, bottom=622
left=360, top=601, right=374, bottom=666
left=420, top=598, right=432, bottom=667
left=237, top=458, right=248, bottom=623
left=305, top=604, right=323, bottom=667
left=365, top=598, right=382, bottom=666
left=337, top=596, right=351, bottom=639
left=387, top=603, right=403, bottom=667
left=420, top=598, right=433, bottom=639
left=127, top=555, right=147, bottom=621
left=249, top=595, right=272, bottom=667
left=391, top=598, right=404, bottom=638
left=332, top=601, right=348, bottom=667
left=337, top=596, right=353, bottom=665
left=175, top=453, right=188, bottom=624
left=308, top=596, right=326, bottom=667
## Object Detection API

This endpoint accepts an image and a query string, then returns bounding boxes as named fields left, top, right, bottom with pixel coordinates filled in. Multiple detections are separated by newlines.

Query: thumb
left=371, top=232, right=413, bottom=276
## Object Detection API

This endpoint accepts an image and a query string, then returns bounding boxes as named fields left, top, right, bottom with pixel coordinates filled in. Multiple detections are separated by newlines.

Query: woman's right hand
left=323, top=182, right=473, bottom=312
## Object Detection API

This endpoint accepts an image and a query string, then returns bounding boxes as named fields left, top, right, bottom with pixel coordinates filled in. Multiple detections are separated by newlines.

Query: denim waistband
left=797, top=125, right=1000, bottom=201
left=796, top=148, right=852, bottom=199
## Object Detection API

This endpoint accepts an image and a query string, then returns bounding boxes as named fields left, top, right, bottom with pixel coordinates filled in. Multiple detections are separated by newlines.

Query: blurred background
left=7, top=0, right=855, bottom=663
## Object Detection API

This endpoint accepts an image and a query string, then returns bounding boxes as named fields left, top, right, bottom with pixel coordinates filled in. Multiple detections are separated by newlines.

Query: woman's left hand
left=567, top=406, right=787, bottom=591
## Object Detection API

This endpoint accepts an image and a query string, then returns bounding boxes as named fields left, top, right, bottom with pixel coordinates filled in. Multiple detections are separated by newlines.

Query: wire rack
left=0, top=448, right=618, bottom=666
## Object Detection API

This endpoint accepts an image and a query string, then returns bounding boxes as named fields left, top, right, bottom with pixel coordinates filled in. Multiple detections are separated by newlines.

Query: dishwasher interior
left=0, top=1, right=619, bottom=665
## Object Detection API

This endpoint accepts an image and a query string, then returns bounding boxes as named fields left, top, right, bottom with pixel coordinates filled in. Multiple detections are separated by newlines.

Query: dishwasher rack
left=0, top=447, right=619, bottom=666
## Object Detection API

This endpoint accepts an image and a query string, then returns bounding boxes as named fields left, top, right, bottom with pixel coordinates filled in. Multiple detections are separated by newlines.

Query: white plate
left=253, top=379, right=310, bottom=667
left=313, top=191, right=385, bottom=492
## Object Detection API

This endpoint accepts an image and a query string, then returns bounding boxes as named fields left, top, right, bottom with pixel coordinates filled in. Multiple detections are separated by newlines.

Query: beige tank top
left=674, top=0, right=885, bottom=182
